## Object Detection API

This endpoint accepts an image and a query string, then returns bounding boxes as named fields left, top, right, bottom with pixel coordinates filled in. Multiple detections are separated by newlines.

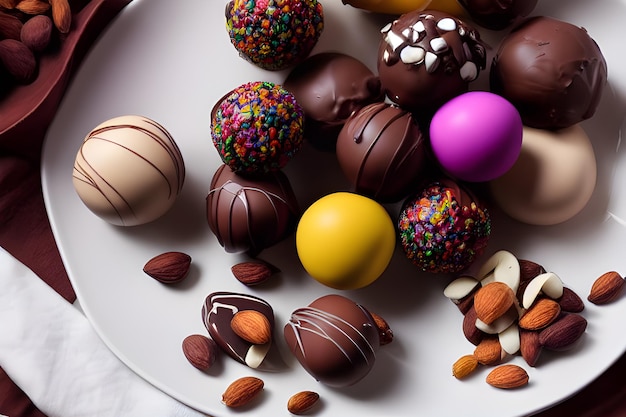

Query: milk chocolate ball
left=490, top=16, right=607, bottom=130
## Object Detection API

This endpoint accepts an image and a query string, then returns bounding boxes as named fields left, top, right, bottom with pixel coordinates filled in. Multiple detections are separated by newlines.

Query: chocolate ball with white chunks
left=378, top=10, right=487, bottom=114
left=284, top=294, right=383, bottom=387
left=283, top=52, right=384, bottom=151
left=490, top=16, right=607, bottom=130
left=336, top=102, right=429, bottom=203
left=72, top=115, right=185, bottom=226
left=206, top=164, right=299, bottom=255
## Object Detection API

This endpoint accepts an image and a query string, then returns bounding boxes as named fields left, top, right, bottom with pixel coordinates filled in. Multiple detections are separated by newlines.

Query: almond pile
left=445, top=250, right=625, bottom=389
left=0, top=0, right=72, bottom=91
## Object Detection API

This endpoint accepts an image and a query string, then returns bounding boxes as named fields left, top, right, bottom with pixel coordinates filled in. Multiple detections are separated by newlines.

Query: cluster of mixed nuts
left=0, top=0, right=72, bottom=90
left=445, top=250, right=625, bottom=388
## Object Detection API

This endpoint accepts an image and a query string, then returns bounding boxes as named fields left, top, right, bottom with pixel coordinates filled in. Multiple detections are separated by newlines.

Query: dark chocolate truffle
left=397, top=178, right=491, bottom=274
left=378, top=10, right=487, bottom=114
left=336, top=102, right=428, bottom=203
left=202, top=292, right=275, bottom=369
left=284, top=294, right=380, bottom=387
left=490, top=16, right=607, bottom=130
left=284, top=52, right=384, bottom=151
left=458, top=0, right=537, bottom=30
left=206, top=164, right=300, bottom=255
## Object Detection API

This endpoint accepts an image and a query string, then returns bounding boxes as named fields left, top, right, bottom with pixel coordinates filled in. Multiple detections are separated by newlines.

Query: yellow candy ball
left=296, top=192, right=396, bottom=290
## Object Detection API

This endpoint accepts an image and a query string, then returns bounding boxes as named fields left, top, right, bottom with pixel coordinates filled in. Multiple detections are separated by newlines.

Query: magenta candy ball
left=429, top=91, right=523, bottom=182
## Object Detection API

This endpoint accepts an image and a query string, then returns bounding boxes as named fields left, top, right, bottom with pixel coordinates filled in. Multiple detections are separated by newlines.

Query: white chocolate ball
left=72, top=115, right=185, bottom=226
left=489, top=124, right=596, bottom=226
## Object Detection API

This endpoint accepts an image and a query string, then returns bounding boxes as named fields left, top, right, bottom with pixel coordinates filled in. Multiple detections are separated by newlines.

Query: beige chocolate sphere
left=72, top=115, right=185, bottom=226
left=490, top=124, right=596, bottom=226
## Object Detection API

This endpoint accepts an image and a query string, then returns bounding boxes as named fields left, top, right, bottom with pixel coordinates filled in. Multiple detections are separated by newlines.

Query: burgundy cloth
left=0, top=1, right=624, bottom=416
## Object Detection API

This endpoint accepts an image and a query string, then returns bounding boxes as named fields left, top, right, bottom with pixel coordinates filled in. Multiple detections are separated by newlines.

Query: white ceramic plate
left=42, top=1, right=626, bottom=416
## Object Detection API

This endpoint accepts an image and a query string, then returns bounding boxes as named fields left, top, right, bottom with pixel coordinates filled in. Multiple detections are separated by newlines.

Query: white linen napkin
left=0, top=248, right=209, bottom=417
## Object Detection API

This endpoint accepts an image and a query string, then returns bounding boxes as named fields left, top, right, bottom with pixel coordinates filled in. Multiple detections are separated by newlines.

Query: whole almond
left=20, top=14, right=52, bottom=53
left=16, top=0, right=50, bottom=14
left=558, top=287, right=585, bottom=313
left=0, top=39, right=36, bottom=83
left=182, top=334, right=217, bottom=370
left=462, top=305, right=484, bottom=346
left=519, top=298, right=561, bottom=330
left=48, top=0, right=71, bottom=33
left=588, top=271, right=625, bottom=305
left=539, top=313, right=587, bottom=351
left=287, top=391, right=320, bottom=415
left=369, top=311, right=393, bottom=346
left=519, top=329, right=542, bottom=367
left=143, top=251, right=191, bottom=283
left=473, top=336, right=503, bottom=366
left=231, top=261, right=274, bottom=286
left=231, top=310, right=271, bottom=345
left=474, top=281, right=517, bottom=325
left=0, top=0, right=19, bottom=8
left=222, top=376, right=264, bottom=408
left=452, top=354, right=479, bottom=379
left=486, top=364, right=529, bottom=389
left=0, top=12, right=23, bottom=40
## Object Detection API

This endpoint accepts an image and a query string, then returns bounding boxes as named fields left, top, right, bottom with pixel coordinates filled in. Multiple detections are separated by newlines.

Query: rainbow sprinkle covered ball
left=398, top=179, right=491, bottom=274
left=211, top=81, right=305, bottom=175
left=225, top=0, right=324, bottom=71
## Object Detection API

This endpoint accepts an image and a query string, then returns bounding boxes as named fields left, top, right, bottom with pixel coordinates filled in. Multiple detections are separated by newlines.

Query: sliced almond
left=498, top=323, right=520, bottom=355
left=444, top=276, right=480, bottom=301
left=477, top=250, right=520, bottom=293
left=475, top=306, right=518, bottom=334
left=522, top=272, right=564, bottom=309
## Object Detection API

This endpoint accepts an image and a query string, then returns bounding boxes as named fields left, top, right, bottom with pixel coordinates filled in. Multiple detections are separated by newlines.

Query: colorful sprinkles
left=211, top=81, right=305, bottom=175
left=226, top=0, right=324, bottom=71
left=398, top=182, right=491, bottom=274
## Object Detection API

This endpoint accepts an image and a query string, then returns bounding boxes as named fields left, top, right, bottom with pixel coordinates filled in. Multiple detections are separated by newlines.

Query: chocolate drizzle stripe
left=206, top=180, right=292, bottom=252
left=287, top=307, right=376, bottom=364
left=73, top=141, right=133, bottom=224
left=88, top=122, right=184, bottom=196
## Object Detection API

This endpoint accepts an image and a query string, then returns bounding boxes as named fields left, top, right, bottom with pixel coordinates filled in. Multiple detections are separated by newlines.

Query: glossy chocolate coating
left=458, top=0, right=537, bottom=30
left=283, top=52, right=384, bottom=151
left=490, top=16, right=607, bottom=130
left=284, top=294, right=380, bottom=387
left=202, top=292, right=275, bottom=369
left=336, top=102, right=428, bottom=203
left=378, top=10, right=487, bottom=114
left=206, top=164, right=300, bottom=255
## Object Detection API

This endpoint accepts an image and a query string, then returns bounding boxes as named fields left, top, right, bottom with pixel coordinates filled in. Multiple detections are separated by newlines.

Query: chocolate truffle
left=211, top=81, right=305, bottom=175
left=283, top=52, right=384, bottom=151
left=225, top=0, right=324, bottom=71
left=457, top=0, right=537, bottom=30
left=72, top=115, right=185, bottom=226
left=336, top=102, right=428, bottom=202
left=398, top=179, right=491, bottom=274
left=202, top=292, right=275, bottom=369
left=206, top=164, right=299, bottom=255
left=490, top=16, right=608, bottom=130
left=284, top=294, right=380, bottom=387
left=378, top=10, right=487, bottom=114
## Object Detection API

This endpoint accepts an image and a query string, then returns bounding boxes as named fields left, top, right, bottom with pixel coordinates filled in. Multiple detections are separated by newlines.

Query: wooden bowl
left=0, top=0, right=132, bottom=161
